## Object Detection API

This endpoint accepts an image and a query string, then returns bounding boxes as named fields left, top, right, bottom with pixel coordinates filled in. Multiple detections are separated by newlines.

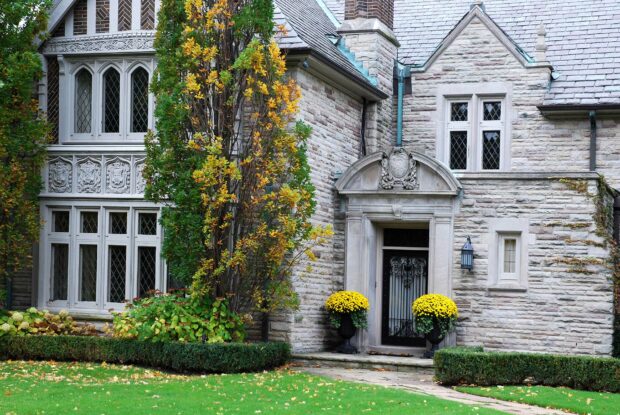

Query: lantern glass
left=461, top=236, right=474, bottom=270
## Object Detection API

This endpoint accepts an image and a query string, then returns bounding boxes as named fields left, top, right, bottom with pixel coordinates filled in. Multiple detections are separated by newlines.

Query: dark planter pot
left=423, top=318, right=445, bottom=359
left=336, top=314, right=358, bottom=354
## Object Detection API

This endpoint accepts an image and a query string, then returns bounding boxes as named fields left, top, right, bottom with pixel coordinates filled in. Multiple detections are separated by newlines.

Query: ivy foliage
left=0, top=0, right=50, bottom=300
left=145, top=0, right=331, bottom=314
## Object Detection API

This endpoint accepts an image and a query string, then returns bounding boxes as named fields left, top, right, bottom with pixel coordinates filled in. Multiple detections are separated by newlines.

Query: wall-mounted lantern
left=461, top=236, right=474, bottom=270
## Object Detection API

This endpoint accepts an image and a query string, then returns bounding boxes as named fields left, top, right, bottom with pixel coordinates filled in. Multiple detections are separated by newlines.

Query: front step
left=291, top=352, right=435, bottom=374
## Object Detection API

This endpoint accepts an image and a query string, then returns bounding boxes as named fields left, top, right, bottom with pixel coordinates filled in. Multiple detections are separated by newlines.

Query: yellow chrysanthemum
left=412, top=294, right=458, bottom=319
left=325, top=291, right=369, bottom=314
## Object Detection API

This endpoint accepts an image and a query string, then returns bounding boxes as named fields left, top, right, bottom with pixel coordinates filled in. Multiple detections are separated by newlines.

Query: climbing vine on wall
left=144, top=0, right=331, bottom=314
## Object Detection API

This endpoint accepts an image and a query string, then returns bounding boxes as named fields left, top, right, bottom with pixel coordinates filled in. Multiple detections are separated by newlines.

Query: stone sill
left=456, top=171, right=600, bottom=181
left=488, top=284, right=528, bottom=292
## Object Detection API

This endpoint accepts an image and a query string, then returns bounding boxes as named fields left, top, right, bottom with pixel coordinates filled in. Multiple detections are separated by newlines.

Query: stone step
left=291, top=352, right=435, bottom=374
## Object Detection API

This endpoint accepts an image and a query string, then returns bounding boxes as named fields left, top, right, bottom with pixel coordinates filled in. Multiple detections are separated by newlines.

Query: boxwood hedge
left=434, top=347, right=620, bottom=393
left=0, top=336, right=290, bottom=373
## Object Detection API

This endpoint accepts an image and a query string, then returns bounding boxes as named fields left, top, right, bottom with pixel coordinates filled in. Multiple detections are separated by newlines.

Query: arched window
left=102, top=67, right=120, bottom=133
left=74, top=69, right=92, bottom=133
left=130, top=67, right=149, bottom=133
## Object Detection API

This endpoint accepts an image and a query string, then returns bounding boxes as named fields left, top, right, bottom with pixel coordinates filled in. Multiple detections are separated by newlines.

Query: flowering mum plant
left=412, top=294, right=458, bottom=337
left=325, top=291, right=369, bottom=329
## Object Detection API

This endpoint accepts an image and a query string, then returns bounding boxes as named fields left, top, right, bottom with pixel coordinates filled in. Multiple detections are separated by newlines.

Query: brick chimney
left=339, top=0, right=399, bottom=152
left=344, top=0, right=394, bottom=30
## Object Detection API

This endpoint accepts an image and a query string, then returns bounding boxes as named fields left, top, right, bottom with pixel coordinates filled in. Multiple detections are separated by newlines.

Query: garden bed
left=434, top=347, right=620, bottom=393
left=0, top=335, right=289, bottom=373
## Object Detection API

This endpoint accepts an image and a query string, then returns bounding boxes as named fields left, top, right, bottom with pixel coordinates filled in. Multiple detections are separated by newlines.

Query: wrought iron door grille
left=387, top=256, right=427, bottom=339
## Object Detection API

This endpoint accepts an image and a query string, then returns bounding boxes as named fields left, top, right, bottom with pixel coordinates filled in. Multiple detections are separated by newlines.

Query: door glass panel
left=137, top=246, right=156, bottom=297
left=108, top=245, right=126, bottom=303
left=383, top=228, right=429, bottom=248
left=51, top=243, right=69, bottom=301
left=79, top=245, right=98, bottom=302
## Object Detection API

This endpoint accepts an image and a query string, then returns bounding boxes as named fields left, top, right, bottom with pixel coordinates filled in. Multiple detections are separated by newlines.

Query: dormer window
left=66, top=58, right=153, bottom=142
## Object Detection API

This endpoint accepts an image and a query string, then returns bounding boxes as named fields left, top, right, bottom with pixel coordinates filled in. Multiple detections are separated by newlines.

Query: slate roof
left=324, top=0, right=620, bottom=107
left=274, top=0, right=380, bottom=92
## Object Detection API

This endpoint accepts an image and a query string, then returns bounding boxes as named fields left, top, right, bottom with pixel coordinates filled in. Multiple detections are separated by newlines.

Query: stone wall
left=452, top=176, right=614, bottom=355
left=73, top=0, right=88, bottom=35
left=276, top=68, right=363, bottom=352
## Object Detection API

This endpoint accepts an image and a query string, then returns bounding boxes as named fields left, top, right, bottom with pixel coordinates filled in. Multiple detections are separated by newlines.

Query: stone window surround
left=487, top=218, right=530, bottom=291
left=38, top=200, right=164, bottom=315
left=436, top=83, right=513, bottom=173
left=59, top=56, right=155, bottom=144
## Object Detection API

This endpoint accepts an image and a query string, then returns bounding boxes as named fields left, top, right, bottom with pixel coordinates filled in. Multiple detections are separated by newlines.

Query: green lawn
left=0, top=361, right=507, bottom=415
left=456, top=385, right=620, bottom=415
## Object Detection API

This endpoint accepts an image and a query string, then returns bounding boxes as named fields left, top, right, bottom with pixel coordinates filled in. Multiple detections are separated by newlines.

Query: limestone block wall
left=452, top=176, right=615, bottom=355
left=269, top=68, right=363, bottom=351
left=401, top=16, right=620, bottom=189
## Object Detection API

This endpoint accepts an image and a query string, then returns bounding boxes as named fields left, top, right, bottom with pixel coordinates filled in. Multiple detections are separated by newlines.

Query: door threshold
left=367, top=345, right=426, bottom=357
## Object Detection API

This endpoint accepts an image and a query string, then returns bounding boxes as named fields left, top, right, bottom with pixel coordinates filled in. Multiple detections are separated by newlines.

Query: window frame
left=39, top=202, right=165, bottom=314
left=445, top=98, right=472, bottom=171
left=438, top=84, right=511, bottom=172
left=63, top=57, right=155, bottom=144
left=487, top=218, right=529, bottom=291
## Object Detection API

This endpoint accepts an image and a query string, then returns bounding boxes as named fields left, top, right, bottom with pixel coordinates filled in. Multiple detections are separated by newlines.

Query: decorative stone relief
left=42, top=33, right=154, bottom=55
left=48, top=158, right=72, bottom=193
left=380, top=147, right=419, bottom=190
left=106, top=158, right=131, bottom=194
left=135, top=161, right=146, bottom=194
left=77, top=158, right=101, bottom=193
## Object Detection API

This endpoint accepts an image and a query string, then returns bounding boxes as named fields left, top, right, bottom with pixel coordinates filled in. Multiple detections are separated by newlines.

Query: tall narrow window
left=75, top=69, right=92, bottom=133
left=51, top=243, right=69, bottom=301
left=79, top=245, right=98, bottom=302
left=130, top=68, right=149, bottom=133
left=102, top=68, right=120, bottom=133
left=498, top=234, right=520, bottom=284
left=138, top=246, right=156, bottom=297
left=481, top=101, right=502, bottom=170
left=108, top=246, right=127, bottom=303
left=447, top=101, right=469, bottom=170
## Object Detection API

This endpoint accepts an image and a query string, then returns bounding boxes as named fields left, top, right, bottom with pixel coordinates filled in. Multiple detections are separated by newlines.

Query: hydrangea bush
left=0, top=308, right=95, bottom=337
left=325, top=291, right=370, bottom=329
left=111, top=291, right=246, bottom=343
left=412, top=294, right=458, bottom=337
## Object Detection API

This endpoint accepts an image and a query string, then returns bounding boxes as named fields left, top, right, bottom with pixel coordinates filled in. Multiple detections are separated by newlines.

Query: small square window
left=53, top=211, right=70, bottom=233
left=109, top=212, right=128, bottom=234
left=450, top=102, right=468, bottom=122
left=483, top=101, right=502, bottom=121
left=138, top=213, right=157, bottom=235
left=81, top=211, right=99, bottom=233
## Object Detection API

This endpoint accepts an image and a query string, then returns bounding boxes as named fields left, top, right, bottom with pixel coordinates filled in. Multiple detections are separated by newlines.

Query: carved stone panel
left=106, top=158, right=131, bottom=194
left=77, top=157, right=102, bottom=193
left=380, top=147, right=419, bottom=190
left=48, top=158, right=73, bottom=193
left=135, top=160, right=146, bottom=194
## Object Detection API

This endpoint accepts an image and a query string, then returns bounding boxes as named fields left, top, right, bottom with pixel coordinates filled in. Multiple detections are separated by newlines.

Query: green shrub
left=0, top=307, right=96, bottom=337
left=0, top=335, right=290, bottom=373
left=112, top=291, right=245, bottom=343
left=435, top=347, right=620, bottom=393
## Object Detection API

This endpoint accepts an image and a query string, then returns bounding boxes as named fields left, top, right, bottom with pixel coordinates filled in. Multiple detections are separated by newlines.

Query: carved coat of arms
left=106, top=160, right=130, bottom=193
left=77, top=159, right=101, bottom=193
left=48, top=159, right=72, bottom=193
left=380, top=147, right=419, bottom=190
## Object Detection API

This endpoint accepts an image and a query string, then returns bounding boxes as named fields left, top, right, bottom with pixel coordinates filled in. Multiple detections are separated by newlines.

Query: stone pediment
left=335, top=148, right=461, bottom=196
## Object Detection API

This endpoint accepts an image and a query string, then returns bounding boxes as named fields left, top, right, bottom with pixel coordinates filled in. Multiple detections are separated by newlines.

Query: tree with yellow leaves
left=145, top=0, right=330, bottom=316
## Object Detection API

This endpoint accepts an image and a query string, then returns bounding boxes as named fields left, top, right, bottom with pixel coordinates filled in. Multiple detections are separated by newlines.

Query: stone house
left=19, top=0, right=619, bottom=356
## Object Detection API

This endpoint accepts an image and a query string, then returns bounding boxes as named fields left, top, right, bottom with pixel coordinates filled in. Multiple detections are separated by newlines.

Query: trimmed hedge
left=434, top=347, right=620, bottom=393
left=0, top=336, right=290, bottom=373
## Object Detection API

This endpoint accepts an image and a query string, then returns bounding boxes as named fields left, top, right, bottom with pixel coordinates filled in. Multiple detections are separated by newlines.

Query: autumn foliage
left=145, top=0, right=330, bottom=313
left=0, top=0, right=50, bottom=304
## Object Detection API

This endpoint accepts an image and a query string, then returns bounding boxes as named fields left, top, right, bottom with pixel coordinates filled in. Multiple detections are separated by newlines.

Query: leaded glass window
left=449, top=131, right=468, bottom=170
left=108, top=246, right=127, bottom=303
left=450, top=102, right=468, bottom=121
left=51, top=243, right=68, bottom=301
left=138, top=246, right=156, bottom=297
left=482, top=130, right=501, bottom=170
left=483, top=101, right=502, bottom=121
left=53, top=211, right=70, bottom=233
left=131, top=68, right=149, bottom=133
left=138, top=213, right=157, bottom=235
left=81, top=211, right=98, bottom=233
left=109, top=212, right=127, bottom=234
left=75, top=69, right=92, bottom=133
left=102, top=68, right=120, bottom=133
left=79, top=245, right=98, bottom=302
